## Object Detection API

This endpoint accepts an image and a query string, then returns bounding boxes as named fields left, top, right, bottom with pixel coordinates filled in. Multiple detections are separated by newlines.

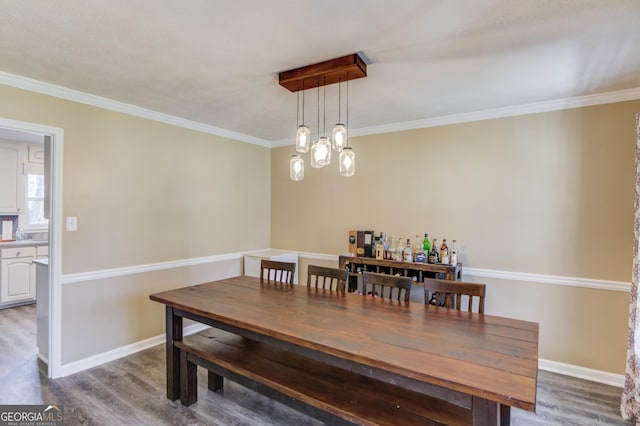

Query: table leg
left=166, top=306, right=183, bottom=401
left=180, top=349, right=197, bottom=406
left=208, top=371, right=224, bottom=391
left=472, top=396, right=498, bottom=425
left=500, top=404, right=511, bottom=426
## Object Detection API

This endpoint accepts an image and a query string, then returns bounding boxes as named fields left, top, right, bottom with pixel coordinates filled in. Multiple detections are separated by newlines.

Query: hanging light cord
left=323, top=77, right=326, bottom=136
left=346, top=73, right=350, bottom=147
left=338, top=80, right=342, bottom=123
left=296, top=90, right=299, bottom=128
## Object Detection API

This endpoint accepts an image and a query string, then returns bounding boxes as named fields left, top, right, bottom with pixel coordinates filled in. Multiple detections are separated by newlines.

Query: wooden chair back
left=307, top=265, right=348, bottom=291
left=260, top=259, right=295, bottom=285
left=423, top=278, right=486, bottom=313
left=361, top=272, right=412, bottom=302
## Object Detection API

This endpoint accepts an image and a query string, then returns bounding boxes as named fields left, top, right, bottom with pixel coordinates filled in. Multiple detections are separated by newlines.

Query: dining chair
left=423, top=278, right=486, bottom=313
left=361, top=272, right=412, bottom=302
left=307, top=265, right=348, bottom=291
left=260, top=259, right=296, bottom=285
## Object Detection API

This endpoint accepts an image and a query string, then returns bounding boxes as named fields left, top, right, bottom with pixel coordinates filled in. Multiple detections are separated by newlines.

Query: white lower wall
left=58, top=250, right=628, bottom=388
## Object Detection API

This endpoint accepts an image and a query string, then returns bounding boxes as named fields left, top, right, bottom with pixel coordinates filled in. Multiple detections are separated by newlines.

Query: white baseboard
left=57, top=322, right=624, bottom=389
left=58, top=323, right=209, bottom=377
left=538, top=358, right=624, bottom=388
left=55, top=249, right=627, bottom=388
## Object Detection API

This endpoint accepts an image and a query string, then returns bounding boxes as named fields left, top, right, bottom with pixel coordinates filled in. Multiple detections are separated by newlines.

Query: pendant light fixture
left=310, top=83, right=322, bottom=168
left=339, top=147, right=355, bottom=176
left=295, top=89, right=310, bottom=153
left=281, top=53, right=366, bottom=181
left=311, top=78, right=331, bottom=168
left=332, top=79, right=347, bottom=151
left=339, top=77, right=355, bottom=177
left=290, top=154, right=304, bottom=180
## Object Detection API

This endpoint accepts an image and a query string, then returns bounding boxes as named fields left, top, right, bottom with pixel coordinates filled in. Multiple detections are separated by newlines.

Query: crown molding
left=356, top=87, right=640, bottom=137
left=0, top=71, right=271, bottom=148
left=272, top=86, right=640, bottom=147
left=2, top=70, right=638, bottom=149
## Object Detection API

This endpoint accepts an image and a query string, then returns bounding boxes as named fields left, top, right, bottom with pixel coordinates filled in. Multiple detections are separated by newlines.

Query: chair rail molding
left=57, top=248, right=628, bottom=386
left=61, top=250, right=631, bottom=293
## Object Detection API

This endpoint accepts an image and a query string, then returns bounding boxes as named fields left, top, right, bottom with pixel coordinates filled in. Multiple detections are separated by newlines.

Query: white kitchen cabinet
left=36, top=245, right=48, bottom=258
left=1, top=246, right=36, bottom=304
left=35, top=258, right=49, bottom=365
left=0, top=143, right=24, bottom=214
left=244, top=249, right=299, bottom=284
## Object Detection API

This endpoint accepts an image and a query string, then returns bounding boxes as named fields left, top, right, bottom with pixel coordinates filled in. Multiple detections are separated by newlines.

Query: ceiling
left=1, top=1, right=639, bottom=146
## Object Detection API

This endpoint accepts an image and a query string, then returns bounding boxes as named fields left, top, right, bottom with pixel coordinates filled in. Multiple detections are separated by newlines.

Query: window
left=25, top=174, right=48, bottom=228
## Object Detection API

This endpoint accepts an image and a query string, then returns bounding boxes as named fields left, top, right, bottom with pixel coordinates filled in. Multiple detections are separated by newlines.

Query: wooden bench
left=176, top=329, right=471, bottom=426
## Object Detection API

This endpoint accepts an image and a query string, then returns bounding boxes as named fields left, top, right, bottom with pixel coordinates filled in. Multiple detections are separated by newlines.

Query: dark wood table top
left=150, top=275, right=538, bottom=412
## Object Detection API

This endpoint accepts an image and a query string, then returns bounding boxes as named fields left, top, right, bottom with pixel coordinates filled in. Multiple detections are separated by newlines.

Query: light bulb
left=317, top=137, right=331, bottom=167
left=290, top=154, right=304, bottom=180
left=296, top=125, right=310, bottom=153
left=310, top=140, right=322, bottom=168
left=339, top=147, right=355, bottom=177
left=332, top=123, right=347, bottom=151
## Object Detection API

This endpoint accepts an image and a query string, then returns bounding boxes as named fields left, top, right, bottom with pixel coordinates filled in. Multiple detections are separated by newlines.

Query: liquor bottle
left=413, top=234, right=422, bottom=261
left=450, top=239, right=458, bottom=265
left=422, top=233, right=431, bottom=257
left=414, top=241, right=427, bottom=263
left=383, top=233, right=391, bottom=259
left=428, top=291, right=438, bottom=305
left=395, top=237, right=404, bottom=261
left=375, top=236, right=384, bottom=260
left=429, top=238, right=439, bottom=264
left=390, top=236, right=397, bottom=261
left=440, top=239, right=449, bottom=265
left=403, top=238, right=413, bottom=262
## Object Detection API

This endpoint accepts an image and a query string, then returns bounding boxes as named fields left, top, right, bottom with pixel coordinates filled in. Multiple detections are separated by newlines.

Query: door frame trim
left=0, top=117, right=63, bottom=378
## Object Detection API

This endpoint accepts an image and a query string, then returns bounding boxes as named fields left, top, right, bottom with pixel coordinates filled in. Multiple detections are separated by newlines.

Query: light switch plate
left=66, top=216, right=78, bottom=231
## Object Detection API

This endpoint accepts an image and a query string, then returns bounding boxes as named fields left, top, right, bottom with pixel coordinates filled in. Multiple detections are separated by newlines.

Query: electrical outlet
left=66, top=216, right=78, bottom=231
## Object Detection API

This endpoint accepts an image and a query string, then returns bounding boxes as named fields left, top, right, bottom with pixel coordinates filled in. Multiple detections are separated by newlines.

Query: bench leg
left=208, top=370, right=224, bottom=391
left=472, top=396, right=498, bottom=425
left=500, top=404, right=511, bottom=426
left=180, top=350, right=198, bottom=406
left=166, top=306, right=183, bottom=401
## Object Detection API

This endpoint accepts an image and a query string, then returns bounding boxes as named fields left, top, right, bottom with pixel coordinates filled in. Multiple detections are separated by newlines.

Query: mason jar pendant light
left=332, top=80, right=347, bottom=151
left=311, top=81, right=331, bottom=168
left=317, top=79, right=331, bottom=166
left=281, top=54, right=366, bottom=181
left=290, top=154, right=304, bottom=180
left=295, top=89, right=310, bottom=153
left=339, top=78, right=355, bottom=177
left=339, top=147, right=355, bottom=176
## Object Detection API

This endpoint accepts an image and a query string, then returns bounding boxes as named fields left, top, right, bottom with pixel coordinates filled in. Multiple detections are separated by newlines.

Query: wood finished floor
left=0, top=304, right=633, bottom=425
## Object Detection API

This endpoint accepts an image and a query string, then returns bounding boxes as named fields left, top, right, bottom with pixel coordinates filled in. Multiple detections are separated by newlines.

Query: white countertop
left=0, top=240, right=48, bottom=248
left=33, top=258, right=48, bottom=266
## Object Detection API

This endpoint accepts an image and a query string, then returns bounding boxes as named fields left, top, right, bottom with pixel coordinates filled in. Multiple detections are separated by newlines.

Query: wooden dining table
left=150, top=275, right=538, bottom=425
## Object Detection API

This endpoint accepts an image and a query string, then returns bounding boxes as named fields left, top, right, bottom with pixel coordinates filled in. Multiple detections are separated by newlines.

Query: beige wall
left=1, top=80, right=638, bottom=375
left=62, top=259, right=241, bottom=364
left=0, top=83, right=271, bottom=363
left=273, top=101, right=640, bottom=374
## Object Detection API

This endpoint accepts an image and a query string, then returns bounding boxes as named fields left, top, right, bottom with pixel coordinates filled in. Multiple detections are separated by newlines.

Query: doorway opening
left=0, top=117, right=63, bottom=379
